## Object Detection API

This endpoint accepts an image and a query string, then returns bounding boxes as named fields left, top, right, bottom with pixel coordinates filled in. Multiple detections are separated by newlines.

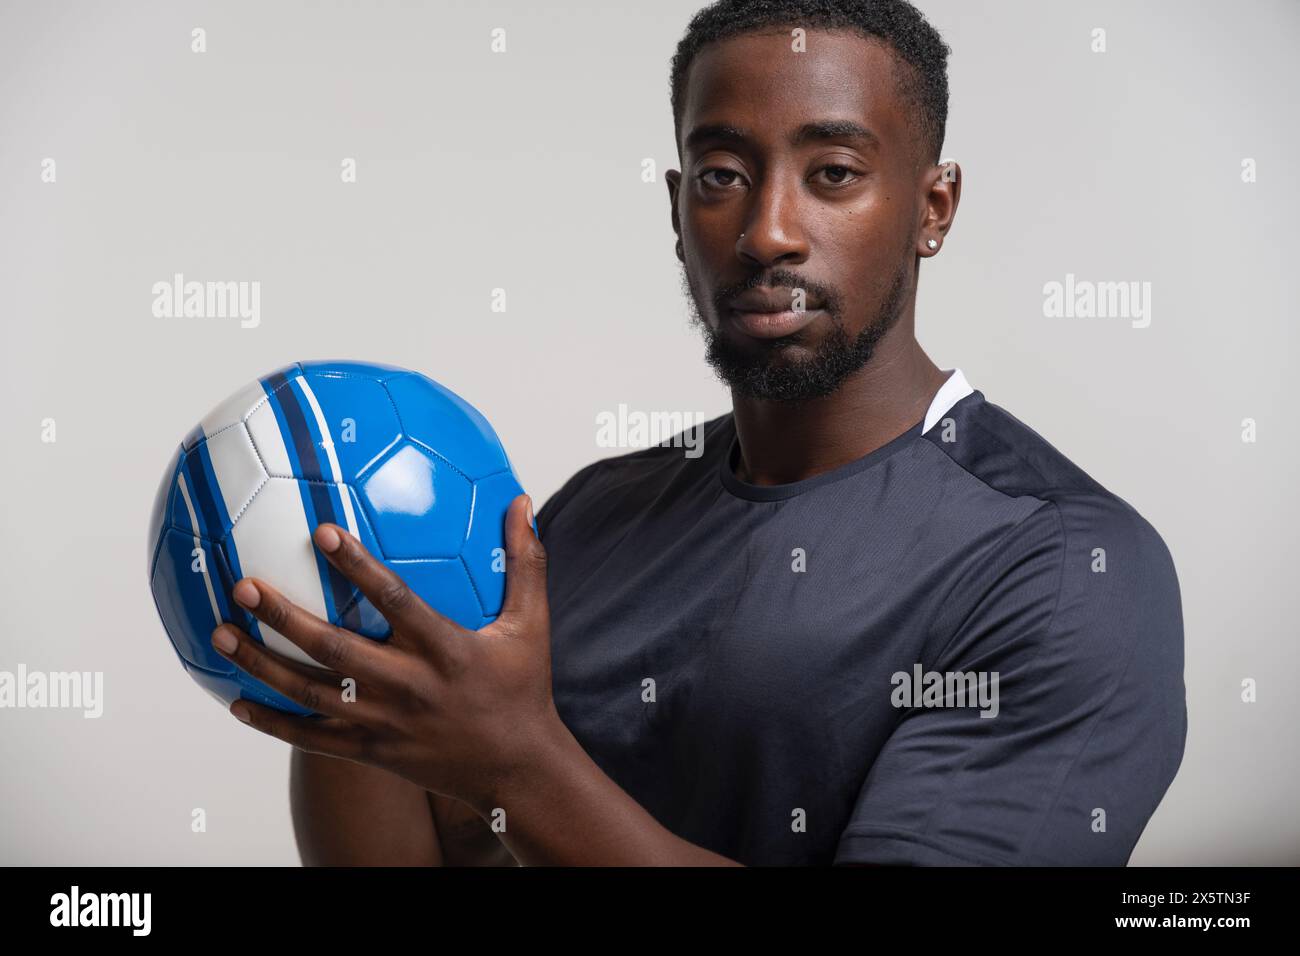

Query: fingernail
left=315, top=525, right=341, bottom=553
left=232, top=580, right=260, bottom=608
left=524, top=495, right=534, bottom=527
left=212, top=627, right=239, bottom=654
left=231, top=702, right=251, bottom=723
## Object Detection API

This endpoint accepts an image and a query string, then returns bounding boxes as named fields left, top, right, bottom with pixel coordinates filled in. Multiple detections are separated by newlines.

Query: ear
left=917, top=159, right=961, bottom=257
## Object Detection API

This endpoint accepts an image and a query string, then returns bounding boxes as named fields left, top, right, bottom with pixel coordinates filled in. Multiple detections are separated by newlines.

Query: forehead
left=680, top=28, right=911, bottom=154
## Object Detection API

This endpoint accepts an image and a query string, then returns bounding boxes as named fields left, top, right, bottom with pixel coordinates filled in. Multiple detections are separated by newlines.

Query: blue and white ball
left=147, top=361, right=527, bottom=715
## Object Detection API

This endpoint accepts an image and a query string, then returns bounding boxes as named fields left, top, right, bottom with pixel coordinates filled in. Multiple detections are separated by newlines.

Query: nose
left=736, top=174, right=810, bottom=269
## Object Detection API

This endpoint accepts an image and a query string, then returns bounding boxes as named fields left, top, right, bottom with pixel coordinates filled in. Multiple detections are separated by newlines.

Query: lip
left=727, top=307, right=823, bottom=339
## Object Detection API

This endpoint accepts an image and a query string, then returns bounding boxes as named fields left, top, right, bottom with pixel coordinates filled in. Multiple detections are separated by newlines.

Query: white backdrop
left=0, top=0, right=1296, bottom=864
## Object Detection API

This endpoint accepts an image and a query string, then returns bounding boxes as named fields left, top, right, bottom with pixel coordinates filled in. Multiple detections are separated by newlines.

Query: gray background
left=1, top=0, right=1295, bottom=865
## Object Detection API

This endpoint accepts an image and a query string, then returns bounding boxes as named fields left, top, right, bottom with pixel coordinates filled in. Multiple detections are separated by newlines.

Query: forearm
left=478, top=718, right=743, bottom=866
left=290, top=748, right=444, bottom=866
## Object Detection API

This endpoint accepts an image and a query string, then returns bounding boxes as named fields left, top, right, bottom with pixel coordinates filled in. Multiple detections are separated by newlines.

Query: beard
left=682, top=258, right=910, bottom=403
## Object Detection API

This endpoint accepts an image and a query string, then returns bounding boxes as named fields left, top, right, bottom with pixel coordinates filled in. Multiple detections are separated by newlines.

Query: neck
left=729, top=324, right=948, bottom=486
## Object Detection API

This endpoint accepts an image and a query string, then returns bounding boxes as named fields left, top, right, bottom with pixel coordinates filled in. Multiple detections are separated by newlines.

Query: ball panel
left=245, top=387, right=296, bottom=477
left=150, top=528, right=239, bottom=674
left=389, top=559, right=488, bottom=631
left=229, top=477, right=333, bottom=668
left=384, top=373, right=510, bottom=481
left=197, top=368, right=297, bottom=439
left=198, top=422, right=269, bottom=530
left=340, top=591, right=394, bottom=640
left=147, top=444, right=183, bottom=576
left=253, top=369, right=368, bottom=552
left=295, top=370, right=403, bottom=482
left=170, top=446, right=235, bottom=543
left=299, top=359, right=408, bottom=381
left=249, top=369, right=329, bottom=483
left=181, top=423, right=205, bottom=452
left=332, top=486, right=393, bottom=640
left=358, top=442, right=472, bottom=559
left=463, top=470, right=526, bottom=620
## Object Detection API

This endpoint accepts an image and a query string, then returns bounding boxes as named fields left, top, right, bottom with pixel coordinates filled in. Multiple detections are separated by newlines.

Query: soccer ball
left=147, top=360, right=527, bottom=715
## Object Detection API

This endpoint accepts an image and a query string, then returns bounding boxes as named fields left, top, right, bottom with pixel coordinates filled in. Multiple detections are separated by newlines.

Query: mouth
left=725, top=306, right=824, bottom=339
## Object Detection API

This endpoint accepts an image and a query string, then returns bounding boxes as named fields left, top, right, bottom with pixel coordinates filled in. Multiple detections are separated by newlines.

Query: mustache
left=713, top=269, right=838, bottom=314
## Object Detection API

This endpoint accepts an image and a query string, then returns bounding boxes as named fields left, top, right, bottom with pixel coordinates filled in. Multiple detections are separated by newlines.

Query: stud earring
left=926, top=238, right=938, bottom=250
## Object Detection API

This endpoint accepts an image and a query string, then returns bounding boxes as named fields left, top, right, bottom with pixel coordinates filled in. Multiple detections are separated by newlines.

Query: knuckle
left=383, top=668, right=418, bottom=711
left=380, top=579, right=412, bottom=615
left=393, top=680, right=419, bottom=716
left=441, top=646, right=470, bottom=682
left=511, top=541, right=548, bottom=574
left=264, top=598, right=290, bottom=633
left=526, top=542, right=549, bottom=572
left=317, top=632, right=351, bottom=671
left=391, top=667, right=436, bottom=716
left=299, top=680, right=322, bottom=712
left=341, top=538, right=368, bottom=572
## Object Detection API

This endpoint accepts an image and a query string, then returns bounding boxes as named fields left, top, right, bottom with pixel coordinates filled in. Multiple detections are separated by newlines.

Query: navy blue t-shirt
left=535, top=370, right=1187, bottom=865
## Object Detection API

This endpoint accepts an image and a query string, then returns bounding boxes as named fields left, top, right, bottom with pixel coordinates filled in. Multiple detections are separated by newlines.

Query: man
left=260, top=0, right=1186, bottom=866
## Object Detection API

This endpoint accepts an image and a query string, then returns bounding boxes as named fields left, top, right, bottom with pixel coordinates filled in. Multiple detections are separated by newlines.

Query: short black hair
left=670, top=0, right=951, bottom=164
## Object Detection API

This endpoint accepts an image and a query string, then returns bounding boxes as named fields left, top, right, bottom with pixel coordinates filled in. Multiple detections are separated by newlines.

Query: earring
left=926, top=238, right=938, bottom=250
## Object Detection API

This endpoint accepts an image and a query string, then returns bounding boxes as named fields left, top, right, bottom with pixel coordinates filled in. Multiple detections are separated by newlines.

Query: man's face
left=668, top=29, right=926, bottom=402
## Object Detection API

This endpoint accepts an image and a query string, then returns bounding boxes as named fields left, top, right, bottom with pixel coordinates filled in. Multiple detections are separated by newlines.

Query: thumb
left=494, top=494, right=550, bottom=637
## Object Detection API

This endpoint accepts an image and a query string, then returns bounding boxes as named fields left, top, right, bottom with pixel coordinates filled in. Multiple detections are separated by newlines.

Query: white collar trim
left=922, top=368, right=974, bottom=433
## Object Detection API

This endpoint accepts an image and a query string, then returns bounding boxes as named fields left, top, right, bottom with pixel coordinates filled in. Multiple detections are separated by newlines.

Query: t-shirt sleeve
left=834, top=498, right=1188, bottom=866
left=534, top=460, right=604, bottom=543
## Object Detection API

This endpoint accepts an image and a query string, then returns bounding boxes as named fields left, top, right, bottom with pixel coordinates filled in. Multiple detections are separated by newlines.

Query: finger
left=312, top=523, right=463, bottom=652
left=212, top=624, right=386, bottom=723
left=491, top=494, right=551, bottom=638
left=230, top=576, right=394, bottom=685
left=228, top=698, right=377, bottom=764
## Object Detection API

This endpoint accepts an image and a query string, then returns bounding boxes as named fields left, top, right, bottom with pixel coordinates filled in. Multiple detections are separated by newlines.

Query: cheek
left=832, top=195, right=912, bottom=250
left=691, top=218, right=741, bottom=263
left=821, top=202, right=914, bottom=289
left=821, top=230, right=893, bottom=305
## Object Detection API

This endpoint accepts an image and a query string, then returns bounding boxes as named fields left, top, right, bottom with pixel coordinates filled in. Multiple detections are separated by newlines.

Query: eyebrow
left=684, top=120, right=881, bottom=153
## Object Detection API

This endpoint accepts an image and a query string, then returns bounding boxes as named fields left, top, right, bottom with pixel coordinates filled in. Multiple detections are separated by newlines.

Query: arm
left=476, top=720, right=742, bottom=867
left=832, top=501, right=1186, bottom=865
left=426, top=789, right=519, bottom=867
left=289, top=729, right=735, bottom=867
left=223, top=502, right=743, bottom=866
left=290, top=748, right=516, bottom=866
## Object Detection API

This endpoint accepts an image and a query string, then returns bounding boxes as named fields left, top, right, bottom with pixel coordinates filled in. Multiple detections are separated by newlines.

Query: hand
left=209, top=494, right=565, bottom=814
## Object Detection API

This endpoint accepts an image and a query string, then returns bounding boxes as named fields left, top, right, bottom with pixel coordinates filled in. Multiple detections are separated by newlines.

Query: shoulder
left=928, top=391, right=1182, bottom=659
left=535, top=412, right=733, bottom=537
left=928, top=389, right=1177, bottom=573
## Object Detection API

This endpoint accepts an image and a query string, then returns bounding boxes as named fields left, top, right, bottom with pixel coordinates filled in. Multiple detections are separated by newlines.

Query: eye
left=812, top=164, right=861, bottom=186
left=699, top=168, right=747, bottom=190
